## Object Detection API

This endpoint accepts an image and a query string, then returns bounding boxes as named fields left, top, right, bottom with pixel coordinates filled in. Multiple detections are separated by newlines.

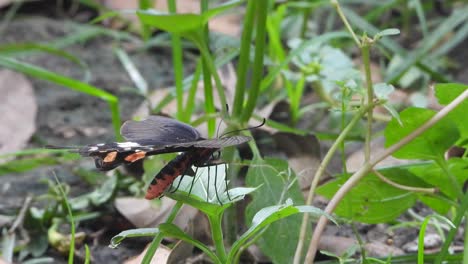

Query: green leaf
left=375, top=28, right=400, bottom=39
left=317, top=167, right=429, bottom=223
left=410, top=158, right=468, bottom=199
left=384, top=107, right=459, bottom=160
left=244, top=158, right=307, bottom=264
left=230, top=201, right=332, bottom=262
left=419, top=195, right=450, bottom=215
left=434, top=83, right=468, bottom=144
left=110, top=228, right=159, bottom=248
left=374, top=83, right=395, bottom=100
left=137, top=12, right=203, bottom=34
left=171, top=164, right=256, bottom=205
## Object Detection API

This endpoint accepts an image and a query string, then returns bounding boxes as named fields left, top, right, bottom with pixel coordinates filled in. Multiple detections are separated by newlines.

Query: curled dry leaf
left=114, top=197, right=198, bottom=228
left=0, top=70, right=37, bottom=155
left=273, top=132, right=321, bottom=190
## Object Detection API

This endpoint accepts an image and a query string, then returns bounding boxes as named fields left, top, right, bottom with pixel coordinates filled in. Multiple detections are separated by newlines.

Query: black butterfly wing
left=120, top=116, right=202, bottom=146
left=53, top=116, right=250, bottom=171
left=170, top=135, right=252, bottom=149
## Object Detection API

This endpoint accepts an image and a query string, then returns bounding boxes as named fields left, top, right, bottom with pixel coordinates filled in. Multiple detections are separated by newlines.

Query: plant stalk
left=304, top=88, right=468, bottom=263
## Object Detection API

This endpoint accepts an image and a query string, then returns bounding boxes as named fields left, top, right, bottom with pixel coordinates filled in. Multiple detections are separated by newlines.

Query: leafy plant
left=110, top=164, right=334, bottom=264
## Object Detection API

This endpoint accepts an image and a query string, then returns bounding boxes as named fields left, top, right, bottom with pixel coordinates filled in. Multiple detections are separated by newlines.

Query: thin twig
left=373, top=169, right=437, bottom=194
left=8, top=195, right=33, bottom=234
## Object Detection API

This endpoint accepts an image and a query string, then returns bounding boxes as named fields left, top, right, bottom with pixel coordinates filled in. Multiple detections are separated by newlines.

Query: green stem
left=167, top=0, right=184, bottom=121
left=200, top=0, right=216, bottom=135
left=361, top=38, right=374, bottom=162
left=142, top=202, right=183, bottom=264
left=241, top=0, right=268, bottom=123
left=232, top=0, right=256, bottom=118
left=209, top=213, right=227, bottom=263
left=464, top=219, right=468, bottom=263
left=331, top=0, right=360, bottom=46
left=199, top=43, right=227, bottom=116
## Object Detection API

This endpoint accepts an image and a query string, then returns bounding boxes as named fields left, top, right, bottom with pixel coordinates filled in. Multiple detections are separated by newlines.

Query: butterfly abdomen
left=145, top=148, right=216, bottom=199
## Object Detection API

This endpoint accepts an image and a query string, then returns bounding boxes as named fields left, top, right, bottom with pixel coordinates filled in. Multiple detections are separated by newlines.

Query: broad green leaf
left=230, top=201, right=331, bottom=262
left=137, top=12, right=203, bottom=34
left=419, top=195, right=450, bottom=215
left=171, top=164, right=253, bottom=204
left=110, top=228, right=159, bottom=248
left=158, top=223, right=220, bottom=263
left=384, top=107, right=459, bottom=160
left=165, top=164, right=256, bottom=216
left=317, top=167, right=429, bottom=223
left=435, top=83, right=468, bottom=144
left=410, top=158, right=468, bottom=199
left=244, top=158, right=306, bottom=264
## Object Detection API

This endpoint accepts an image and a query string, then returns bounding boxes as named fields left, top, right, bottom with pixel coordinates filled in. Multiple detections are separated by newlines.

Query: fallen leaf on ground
left=319, top=235, right=404, bottom=258
left=0, top=70, right=37, bottom=155
left=114, top=196, right=198, bottom=228
left=124, top=243, right=171, bottom=264
left=346, top=137, right=413, bottom=172
left=273, top=132, right=321, bottom=190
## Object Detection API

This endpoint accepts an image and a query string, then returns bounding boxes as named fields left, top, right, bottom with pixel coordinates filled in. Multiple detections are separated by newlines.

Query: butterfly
left=49, top=116, right=251, bottom=199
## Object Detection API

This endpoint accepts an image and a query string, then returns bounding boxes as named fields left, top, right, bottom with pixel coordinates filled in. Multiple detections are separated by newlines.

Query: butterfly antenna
left=220, top=118, right=266, bottom=138
left=45, top=145, right=80, bottom=152
left=216, top=104, right=231, bottom=138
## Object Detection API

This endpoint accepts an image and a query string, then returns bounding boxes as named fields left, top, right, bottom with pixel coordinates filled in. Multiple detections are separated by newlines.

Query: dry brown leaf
left=167, top=240, right=194, bottom=263
left=318, top=235, right=357, bottom=256
left=0, top=0, right=12, bottom=8
left=114, top=197, right=197, bottom=228
left=364, top=241, right=404, bottom=257
left=319, top=235, right=404, bottom=258
left=124, top=244, right=171, bottom=264
left=0, top=70, right=37, bottom=155
left=0, top=0, right=37, bottom=9
left=346, top=137, right=413, bottom=172
left=273, top=132, right=321, bottom=190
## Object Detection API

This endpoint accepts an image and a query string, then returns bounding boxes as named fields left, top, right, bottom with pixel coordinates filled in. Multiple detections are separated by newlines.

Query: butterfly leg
left=188, top=166, right=198, bottom=196
left=206, top=166, right=211, bottom=202
left=170, top=165, right=191, bottom=194
left=225, top=164, right=231, bottom=201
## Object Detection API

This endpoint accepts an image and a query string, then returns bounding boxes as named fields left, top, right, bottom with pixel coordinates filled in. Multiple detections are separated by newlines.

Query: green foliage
left=385, top=107, right=459, bottom=160
left=3, top=1, right=468, bottom=263
left=245, top=158, right=307, bottom=264
left=111, top=163, right=332, bottom=264
left=317, top=167, right=424, bottom=223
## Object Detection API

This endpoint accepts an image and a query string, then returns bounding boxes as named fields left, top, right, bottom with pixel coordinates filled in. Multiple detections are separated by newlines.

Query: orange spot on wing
left=103, top=151, right=118, bottom=162
left=124, top=151, right=147, bottom=162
